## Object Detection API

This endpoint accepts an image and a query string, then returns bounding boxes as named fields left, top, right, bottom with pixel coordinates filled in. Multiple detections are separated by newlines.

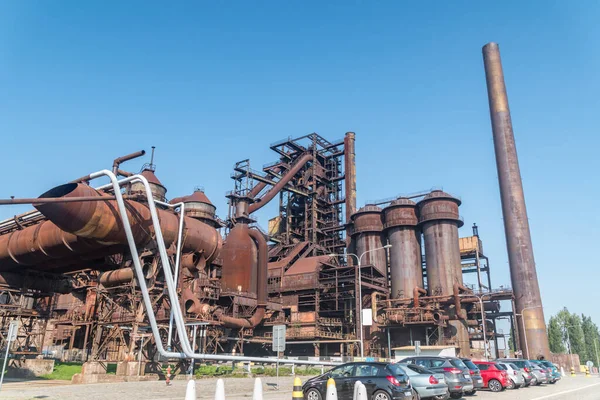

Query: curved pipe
left=453, top=283, right=469, bottom=319
left=219, top=227, right=267, bottom=328
left=248, top=153, right=312, bottom=214
left=413, top=287, right=427, bottom=308
left=92, top=170, right=336, bottom=366
left=248, top=166, right=283, bottom=199
left=10, top=183, right=221, bottom=268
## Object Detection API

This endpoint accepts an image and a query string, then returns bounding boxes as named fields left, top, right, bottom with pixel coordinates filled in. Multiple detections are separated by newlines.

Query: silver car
left=530, top=364, right=548, bottom=385
left=398, top=363, right=449, bottom=400
left=497, top=362, right=524, bottom=388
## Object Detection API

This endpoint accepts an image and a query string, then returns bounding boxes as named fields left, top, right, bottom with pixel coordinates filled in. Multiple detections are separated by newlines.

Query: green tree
left=548, top=316, right=566, bottom=353
left=581, top=314, right=600, bottom=367
left=553, top=308, right=588, bottom=362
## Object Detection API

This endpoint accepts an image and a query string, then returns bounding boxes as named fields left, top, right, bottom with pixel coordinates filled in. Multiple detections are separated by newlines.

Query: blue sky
left=1, top=1, right=599, bottom=340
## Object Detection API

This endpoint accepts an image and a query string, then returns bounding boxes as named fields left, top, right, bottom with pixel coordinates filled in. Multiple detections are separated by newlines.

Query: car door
left=354, top=363, right=384, bottom=397
left=329, top=363, right=355, bottom=398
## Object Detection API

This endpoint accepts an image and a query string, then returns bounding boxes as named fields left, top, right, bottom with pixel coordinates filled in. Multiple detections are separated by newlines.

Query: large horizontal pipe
left=248, top=153, right=312, bottom=213
left=99, top=268, right=135, bottom=287
left=0, top=183, right=221, bottom=270
left=0, top=195, right=140, bottom=205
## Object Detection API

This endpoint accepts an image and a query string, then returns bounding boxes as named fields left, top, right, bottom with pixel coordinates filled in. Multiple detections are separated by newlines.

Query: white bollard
left=356, top=383, right=368, bottom=400
left=185, top=379, right=197, bottom=400
left=325, top=377, right=338, bottom=400
left=252, top=377, right=263, bottom=400
left=353, top=380, right=362, bottom=400
left=561, top=367, right=566, bottom=377
left=215, top=378, right=226, bottom=400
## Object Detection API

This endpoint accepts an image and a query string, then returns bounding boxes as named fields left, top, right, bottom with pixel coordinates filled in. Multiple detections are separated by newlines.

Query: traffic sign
left=8, top=321, right=18, bottom=341
left=272, top=325, right=286, bottom=352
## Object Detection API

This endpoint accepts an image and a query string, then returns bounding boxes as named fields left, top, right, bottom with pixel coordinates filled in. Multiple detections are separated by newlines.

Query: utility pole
left=594, top=338, right=599, bottom=369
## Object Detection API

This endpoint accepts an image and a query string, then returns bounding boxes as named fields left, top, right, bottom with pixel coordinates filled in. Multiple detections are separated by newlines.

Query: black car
left=401, top=356, right=473, bottom=399
left=302, top=362, right=415, bottom=400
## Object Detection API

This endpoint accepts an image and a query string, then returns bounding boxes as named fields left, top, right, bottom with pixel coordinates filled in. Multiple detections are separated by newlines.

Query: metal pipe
left=344, top=132, right=357, bottom=267
left=90, top=170, right=335, bottom=366
left=154, top=199, right=186, bottom=351
left=247, top=153, right=312, bottom=214
left=482, top=42, right=549, bottom=359
left=112, top=150, right=146, bottom=174
left=0, top=195, right=139, bottom=205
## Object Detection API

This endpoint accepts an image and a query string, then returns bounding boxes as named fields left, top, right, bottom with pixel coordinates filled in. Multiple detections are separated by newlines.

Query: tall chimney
left=482, top=42, right=550, bottom=359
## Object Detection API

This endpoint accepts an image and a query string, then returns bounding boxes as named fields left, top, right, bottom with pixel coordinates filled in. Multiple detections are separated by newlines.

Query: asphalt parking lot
left=1, top=375, right=599, bottom=400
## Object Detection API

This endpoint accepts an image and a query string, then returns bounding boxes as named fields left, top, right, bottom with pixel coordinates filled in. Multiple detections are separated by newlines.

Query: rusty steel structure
left=0, top=90, right=539, bottom=370
left=482, top=42, right=550, bottom=359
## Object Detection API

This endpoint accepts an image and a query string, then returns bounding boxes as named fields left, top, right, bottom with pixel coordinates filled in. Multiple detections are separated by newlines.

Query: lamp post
left=516, top=305, right=542, bottom=359
left=459, top=292, right=489, bottom=360
left=563, top=323, right=576, bottom=371
left=331, top=244, right=391, bottom=358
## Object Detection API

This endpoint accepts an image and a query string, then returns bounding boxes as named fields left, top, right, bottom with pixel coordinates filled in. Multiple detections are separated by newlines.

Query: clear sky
left=1, top=1, right=599, bottom=340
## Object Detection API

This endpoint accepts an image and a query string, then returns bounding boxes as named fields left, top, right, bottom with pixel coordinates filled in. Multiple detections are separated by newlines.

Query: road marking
left=530, top=382, right=600, bottom=400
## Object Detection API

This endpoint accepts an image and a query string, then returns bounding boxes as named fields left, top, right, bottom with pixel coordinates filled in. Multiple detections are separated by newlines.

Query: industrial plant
left=0, top=43, right=550, bottom=379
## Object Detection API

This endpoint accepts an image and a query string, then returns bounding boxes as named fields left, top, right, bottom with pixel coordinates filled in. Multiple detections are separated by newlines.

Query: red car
left=473, top=361, right=510, bottom=392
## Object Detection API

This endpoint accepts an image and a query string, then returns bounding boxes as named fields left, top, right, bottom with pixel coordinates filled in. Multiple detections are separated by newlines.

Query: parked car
left=401, top=356, right=473, bottom=399
left=472, top=361, right=510, bottom=392
left=397, top=363, right=449, bottom=400
left=302, top=362, right=415, bottom=400
left=531, top=360, right=561, bottom=383
left=498, top=358, right=537, bottom=386
left=460, top=358, right=484, bottom=395
left=496, top=362, right=525, bottom=389
left=529, top=363, right=549, bottom=385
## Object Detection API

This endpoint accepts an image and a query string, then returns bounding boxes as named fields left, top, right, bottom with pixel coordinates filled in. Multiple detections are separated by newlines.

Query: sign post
left=0, top=320, right=19, bottom=392
left=272, top=325, right=286, bottom=390
left=414, top=340, right=421, bottom=356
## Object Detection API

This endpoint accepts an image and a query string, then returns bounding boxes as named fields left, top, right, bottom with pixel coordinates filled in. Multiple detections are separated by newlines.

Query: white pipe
left=87, top=170, right=336, bottom=366
left=154, top=199, right=186, bottom=350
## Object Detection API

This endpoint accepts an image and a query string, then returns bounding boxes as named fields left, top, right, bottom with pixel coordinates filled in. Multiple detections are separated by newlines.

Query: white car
left=497, top=362, right=524, bottom=389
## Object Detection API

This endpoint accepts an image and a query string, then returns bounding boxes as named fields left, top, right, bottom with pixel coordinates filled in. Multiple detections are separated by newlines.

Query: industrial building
left=0, top=42, right=549, bottom=379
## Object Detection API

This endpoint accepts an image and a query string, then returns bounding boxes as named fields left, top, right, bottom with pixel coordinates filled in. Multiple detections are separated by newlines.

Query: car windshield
left=462, top=360, right=479, bottom=370
left=449, top=359, right=467, bottom=369
left=496, top=363, right=507, bottom=370
left=509, top=363, right=519, bottom=371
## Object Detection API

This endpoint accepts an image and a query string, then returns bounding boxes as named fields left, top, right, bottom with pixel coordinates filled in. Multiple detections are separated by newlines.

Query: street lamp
left=562, top=323, right=576, bottom=371
left=459, top=292, right=490, bottom=360
left=330, top=244, right=392, bottom=358
left=516, top=305, right=542, bottom=359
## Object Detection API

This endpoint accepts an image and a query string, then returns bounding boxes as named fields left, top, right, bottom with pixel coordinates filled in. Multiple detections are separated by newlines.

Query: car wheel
left=412, top=389, right=421, bottom=400
left=489, top=379, right=503, bottom=392
left=506, top=379, right=514, bottom=389
left=305, top=388, right=322, bottom=400
left=549, top=380, right=556, bottom=384
left=373, top=390, right=392, bottom=400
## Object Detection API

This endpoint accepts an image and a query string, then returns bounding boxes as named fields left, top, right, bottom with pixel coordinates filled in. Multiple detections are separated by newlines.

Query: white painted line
left=530, top=382, right=600, bottom=400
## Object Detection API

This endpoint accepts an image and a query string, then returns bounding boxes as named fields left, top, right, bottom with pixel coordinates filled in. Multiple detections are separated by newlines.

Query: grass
left=194, top=364, right=322, bottom=378
left=40, top=362, right=83, bottom=380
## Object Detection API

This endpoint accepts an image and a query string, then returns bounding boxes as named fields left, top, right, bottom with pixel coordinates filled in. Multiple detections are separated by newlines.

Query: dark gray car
left=401, top=356, right=473, bottom=399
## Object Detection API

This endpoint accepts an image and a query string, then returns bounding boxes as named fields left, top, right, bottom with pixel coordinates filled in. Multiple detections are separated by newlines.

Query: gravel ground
left=1, top=375, right=599, bottom=400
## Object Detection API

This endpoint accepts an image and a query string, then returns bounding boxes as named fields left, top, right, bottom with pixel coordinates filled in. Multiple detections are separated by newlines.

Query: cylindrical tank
left=170, top=189, right=218, bottom=228
left=383, top=198, right=422, bottom=299
left=417, top=190, right=464, bottom=296
left=220, top=223, right=257, bottom=294
left=351, top=206, right=387, bottom=278
left=418, top=190, right=468, bottom=355
left=130, top=168, right=167, bottom=202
